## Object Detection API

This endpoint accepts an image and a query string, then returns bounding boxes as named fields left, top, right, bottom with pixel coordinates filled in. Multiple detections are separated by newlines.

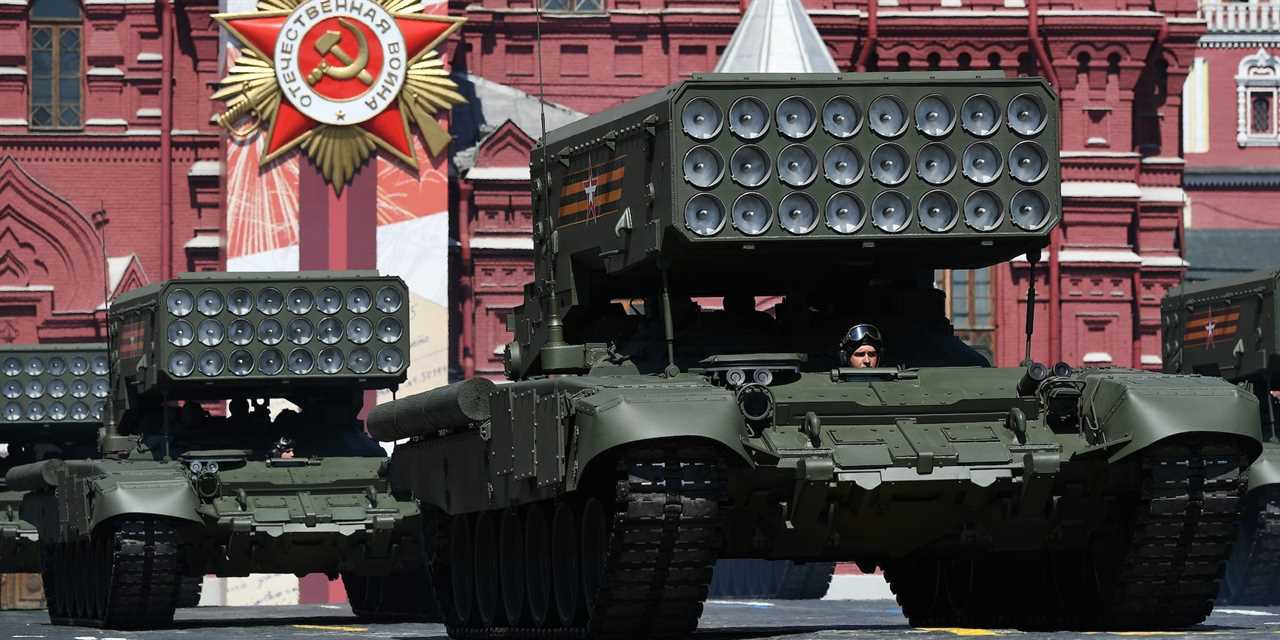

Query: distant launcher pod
left=367, top=377, right=497, bottom=441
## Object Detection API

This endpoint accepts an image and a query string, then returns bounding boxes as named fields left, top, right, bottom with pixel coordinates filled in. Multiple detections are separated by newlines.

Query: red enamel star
left=215, top=7, right=461, bottom=167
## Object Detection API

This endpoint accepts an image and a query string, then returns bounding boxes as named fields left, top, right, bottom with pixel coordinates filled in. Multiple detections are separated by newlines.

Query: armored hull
left=0, top=488, right=38, bottom=574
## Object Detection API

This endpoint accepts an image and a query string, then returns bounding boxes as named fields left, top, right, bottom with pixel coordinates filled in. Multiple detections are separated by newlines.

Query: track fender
left=566, top=385, right=751, bottom=491
left=1247, top=443, right=1280, bottom=494
left=88, top=475, right=202, bottom=532
left=1080, top=372, right=1262, bottom=463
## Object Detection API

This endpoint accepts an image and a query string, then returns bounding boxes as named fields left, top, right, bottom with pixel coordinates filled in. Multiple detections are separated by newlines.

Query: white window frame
left=1236, top=48, right=1280, bottom=147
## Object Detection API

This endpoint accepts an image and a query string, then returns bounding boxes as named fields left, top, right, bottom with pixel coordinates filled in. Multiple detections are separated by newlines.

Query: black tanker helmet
left=840, top=323, right=884, bottom=361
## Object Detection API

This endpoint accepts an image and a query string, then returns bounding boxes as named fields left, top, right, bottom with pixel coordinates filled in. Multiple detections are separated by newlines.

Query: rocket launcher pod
left=366, top=377, right=495, bottom=441
left=0, top=343, right=108, bottom=443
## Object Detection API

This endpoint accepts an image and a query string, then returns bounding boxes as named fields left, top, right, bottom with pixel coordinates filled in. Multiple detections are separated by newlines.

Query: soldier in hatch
left=840, top=323, right=882, bottom=368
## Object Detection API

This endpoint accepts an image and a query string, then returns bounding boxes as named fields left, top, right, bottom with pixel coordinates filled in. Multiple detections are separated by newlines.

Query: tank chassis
left=0, top=344, right=107, bottom=579
left=1164, top=267, right=1280, bottom=604
left=380, top=72, right=1263, bottom=637
left=8, top=271, right=427, bottom=628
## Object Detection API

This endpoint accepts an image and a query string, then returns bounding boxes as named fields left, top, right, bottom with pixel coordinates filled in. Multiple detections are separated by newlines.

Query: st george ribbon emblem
left=213, top=0, right=464, bottom=188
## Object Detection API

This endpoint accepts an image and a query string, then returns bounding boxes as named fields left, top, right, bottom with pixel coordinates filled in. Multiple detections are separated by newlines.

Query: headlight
left=228, top=319, right=254, bottom=346
left=347, top=317, right=374, bottom=344
left=229, top=349, right=254, bottom=376
left=375, top=286, right=402, bottom=313
left=69, top=356, right=88, bottom=376
left=347, top=287, right=372, bottom=314
left=1009, top=141, right=1047, bottom=184
left=168, top=322, right=193, bottom=348
left=870, top=144, right=909, bottom=186
left=730, top=146, right=770, bottom=188
left=962, top=142, right=1002, bottom=185
left=48, top=402, right=66, bottom=421
left=257, top=287, right=284, bottom=315
left=3, top=403, right=19, bottom=421
left=166, top=288, right=194, bottom=317
left=964, top=190, right=1003, bottom=231
left=26, top=403, right=44, bottom=421
left=259, top=349, right=285, bottom=375
left=25, top=358, right=43, bottom=376
left=776, top=96, right=816, bottom=139
left=198, top=350, right=225, bottom=377
left=318, top=318, right=344, bottom=345
left=822, top=96, right=860, bottom=138
left=287, top=288, right=313, bottom=314
left=287, top=318, right=314, bottom=345
left=728, top=97, right=769, bottom=139
left=48, top=358, right=66, bottom=376
left=682, top=97, right=722, bottom=140
left=778, top=145, right=817, bottom=187
left=1, top=381, right=19, bottom=399
left=228, top=288, right=254, bottom=316
left=825, top=192, right=865, bottom=234
left=2, top=358, right=19, bottom=376
left=287, top=348, right=314, bottom=374
left=1008, top=93, right=1047, bottom=135
left=871, top=192, right=912, bottom=233
left=318, top=348, right=344, bottom=374
left=914, top=95, right=955, bottom=137
left=317, top=287, right=343, bottom=314
left=169, top=351, right=195, bottom=378
left=70, top=380, right=88, bottom=398
left=377, top=347, right=404, bottom=373
left=349, top=347, right=374, bottom=374
left=92, top=356, right=107, bottom=376
left=197, top=319, right=225, bottom=347
left=868, top=96, right=907, bottom=138
left=48, top=379, right=66, bottom=398
left=778, top=193, right=818, bottom=235
left=731, top=193, right=772, bottom=235
left=259, top=318, right=285, bottom=345
left=684, top=194, right=726, bottom=237
left=682, top=146, right=724, bottom=188
left=70, top=402, right=89, bottom=420
left=918, top=191, right=959, bottom=232
left=961, top=94, right=1000, bottom=136
left=823, top=144, right=863, bottom=186
left=916, top=143, right=956, bottom=185
left=25, top=380, right=43, bottom=398
left=92, top=378, right=108, bottom=398
left=197, top=289, right=225, bottom=316
left=1011, top=189, right=1051, bottom=230
left=377, top=317, right=403, bottom=343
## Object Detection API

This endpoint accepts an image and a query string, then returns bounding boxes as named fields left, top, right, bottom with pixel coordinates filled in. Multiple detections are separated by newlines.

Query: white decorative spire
left=714, top=0, right=839, bottom=73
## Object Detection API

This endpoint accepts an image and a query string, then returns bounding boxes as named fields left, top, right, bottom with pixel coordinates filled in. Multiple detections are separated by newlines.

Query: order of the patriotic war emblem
left=213, top=0, right=465, bottom=188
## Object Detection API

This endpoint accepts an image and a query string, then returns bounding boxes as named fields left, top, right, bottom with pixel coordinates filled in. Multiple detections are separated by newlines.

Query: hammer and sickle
left=306, top=18, right=374, bottom=86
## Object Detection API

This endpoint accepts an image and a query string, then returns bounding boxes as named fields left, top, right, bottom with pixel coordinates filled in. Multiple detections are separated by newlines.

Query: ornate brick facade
left=451, top=0, right=1202, bottom=375
left=0, top=0, right=224, bottom=343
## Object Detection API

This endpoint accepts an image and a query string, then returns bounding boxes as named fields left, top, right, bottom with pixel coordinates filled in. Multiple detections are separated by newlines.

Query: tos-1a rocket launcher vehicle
left=0, top=344, right=107, bottom=578
left=379, top=72, right=1263, bottom=638
left=1163, top=267, right=1280, bottom=604
left=9, top=272, right=428, bottom=629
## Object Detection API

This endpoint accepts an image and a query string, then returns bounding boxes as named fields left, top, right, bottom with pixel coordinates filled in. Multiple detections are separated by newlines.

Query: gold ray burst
left=300, top=125, right=378, bottom=190
left=211, top=48, right=283, bottom=138
left=402, top=49, right=467, bottom=155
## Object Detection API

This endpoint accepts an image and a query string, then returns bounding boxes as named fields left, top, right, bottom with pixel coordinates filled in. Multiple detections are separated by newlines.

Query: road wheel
left=550, top=500, right=580, bottom=625
left=473, top=510, right=503, bottom=627
left=579, top=497, right=608, bottom=613
left=500, top=508, right=527, bottom=626
left=524, top=504, right=552, bottom=627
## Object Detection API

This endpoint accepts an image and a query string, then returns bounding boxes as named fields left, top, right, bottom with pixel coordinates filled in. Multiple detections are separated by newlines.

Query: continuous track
left=430, top=446, right=726, bottom=639
left=886, top=437, right=1248, bottom=630
left=1222, top=489, right=1280, bottom=605
left=345, top=567, right=443, bottom=622
left=45, top=517, right=181, bottom=629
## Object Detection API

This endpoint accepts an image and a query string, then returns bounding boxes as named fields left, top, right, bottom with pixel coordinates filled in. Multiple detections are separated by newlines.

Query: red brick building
left=0, top=0, right=224, bottom=343
left=450, top=0, right=1205, bottom=375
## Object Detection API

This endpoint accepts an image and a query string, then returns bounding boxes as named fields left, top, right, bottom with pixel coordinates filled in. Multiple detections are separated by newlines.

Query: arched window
left=1236, top=48, right=1280, bottom=146
left=28, top=0, right=82, bottom=130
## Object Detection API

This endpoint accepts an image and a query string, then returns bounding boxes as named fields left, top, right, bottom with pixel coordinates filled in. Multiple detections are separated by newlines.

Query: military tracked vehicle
left=380, top=72, right=1263, bottom=637
left=10, top=271, right=429, bottom=628
left=1163, top=267, right=1280, bottom=604
left=0, top=344, right=107, bottom=579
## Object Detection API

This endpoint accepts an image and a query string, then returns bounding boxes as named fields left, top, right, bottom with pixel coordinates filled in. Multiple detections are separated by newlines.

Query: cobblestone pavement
left=2, top=600, right=1280, bottom=639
